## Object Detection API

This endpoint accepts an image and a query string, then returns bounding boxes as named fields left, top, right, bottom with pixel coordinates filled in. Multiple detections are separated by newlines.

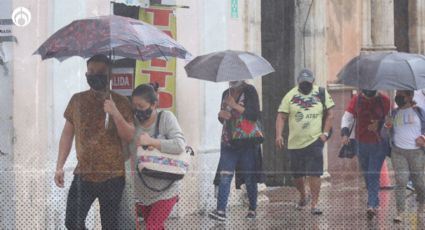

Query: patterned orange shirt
left=64, top=90, right=133, bottom=182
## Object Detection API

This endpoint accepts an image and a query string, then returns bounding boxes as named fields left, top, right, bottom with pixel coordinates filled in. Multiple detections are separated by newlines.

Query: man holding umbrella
left=54, top=54, right=135, bottom=229
left=275, top=68, right=335, bottom=215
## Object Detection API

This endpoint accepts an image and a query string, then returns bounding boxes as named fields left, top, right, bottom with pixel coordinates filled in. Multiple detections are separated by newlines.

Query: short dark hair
left=398, top=90, right=414, bottom=97
left=132, top=83, right=159, bottom=105
left=87, top=54, right=111, bottom=66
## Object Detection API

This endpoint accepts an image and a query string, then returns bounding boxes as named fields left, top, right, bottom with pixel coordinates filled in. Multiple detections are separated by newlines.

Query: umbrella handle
left=105, top=74, right=112, bottom=129
left=105, top=49, right=114, bottom=130
left=105, top=113, right=110, bottom=129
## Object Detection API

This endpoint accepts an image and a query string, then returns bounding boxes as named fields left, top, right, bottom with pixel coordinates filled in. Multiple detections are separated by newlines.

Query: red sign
left=112, top=73, right=133, bottom=90
left=112, top=68, right=134, bottom=96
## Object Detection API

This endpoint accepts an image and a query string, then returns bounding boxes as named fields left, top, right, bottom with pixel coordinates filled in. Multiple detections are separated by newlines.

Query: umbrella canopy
left=184, top=50, right=275, bottom=82
left=337, top=52, right=425, bottom=90
left=112, top=0, right=149, bottom=7
left=34, top=15, right=190, bottom=62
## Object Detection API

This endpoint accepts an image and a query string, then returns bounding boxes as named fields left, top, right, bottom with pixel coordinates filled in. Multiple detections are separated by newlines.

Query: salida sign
left=112, top=74, right=132, bottom=89
left=112, top=68, right=134, bottom=96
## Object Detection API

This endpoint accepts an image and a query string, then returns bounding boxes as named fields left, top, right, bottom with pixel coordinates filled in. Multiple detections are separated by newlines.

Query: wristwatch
left=323, top=132, right=329, bottom=138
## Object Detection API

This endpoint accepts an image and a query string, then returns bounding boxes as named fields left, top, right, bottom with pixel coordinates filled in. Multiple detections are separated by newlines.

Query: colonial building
left=0, top=0, right=424, bottom=229
left=261, top=0, right=425, bottom=187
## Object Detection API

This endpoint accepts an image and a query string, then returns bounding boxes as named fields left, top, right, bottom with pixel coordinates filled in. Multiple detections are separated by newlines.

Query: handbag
left=230, top=115, right=264, bottom=145
left=338, top=120, right=357, bottom=159
left=136, top=111, right=193, bottom=191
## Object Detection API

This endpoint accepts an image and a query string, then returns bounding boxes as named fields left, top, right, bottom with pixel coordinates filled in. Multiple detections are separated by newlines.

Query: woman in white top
left=385, top=90, right=425, bottom=223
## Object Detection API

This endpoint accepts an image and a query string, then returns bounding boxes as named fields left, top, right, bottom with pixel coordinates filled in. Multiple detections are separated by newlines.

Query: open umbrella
left=34, top=15, right=191, bottom=128
left=184, top=50, right=274, bottom=82
left=111, top=0, right=189, bottom=8
left=34, top=15, right=190, bottom=61
left=337, top=52, right=425, bottom=90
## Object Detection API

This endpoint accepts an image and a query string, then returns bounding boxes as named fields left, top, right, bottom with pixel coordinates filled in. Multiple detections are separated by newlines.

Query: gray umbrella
left=184, top=50, right=275, bottom=82
left=337, top=52, right=425, bottom=90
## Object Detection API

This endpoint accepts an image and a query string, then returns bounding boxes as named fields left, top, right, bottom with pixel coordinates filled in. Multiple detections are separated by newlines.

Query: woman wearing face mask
left=128, top=83, right=186, bottom=230
left=209, top=80, right=262, bottom=221
left=385, top=90, right=425, bottom=223
left=340, top=89, right=390, bottom=219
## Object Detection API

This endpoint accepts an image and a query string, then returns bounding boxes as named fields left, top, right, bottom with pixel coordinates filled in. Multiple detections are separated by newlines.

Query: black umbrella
left=337, top=52, right=425, bottom=90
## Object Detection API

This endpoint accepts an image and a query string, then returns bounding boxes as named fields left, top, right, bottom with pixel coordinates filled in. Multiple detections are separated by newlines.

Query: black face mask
left=86, top=73, right=108, bottom=91
left=134, top=108, right=153, bottom=123
left=395, top=95, right=407, bottom=108
left=299, top=82, right=313, bottom=95
left=362, top=90, right=377, bottom=98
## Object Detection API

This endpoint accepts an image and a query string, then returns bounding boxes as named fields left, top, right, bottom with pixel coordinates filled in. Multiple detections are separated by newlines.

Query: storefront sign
left=112, top=68, right=134, bottom=96
left=135, top=7, right=177, bottom=112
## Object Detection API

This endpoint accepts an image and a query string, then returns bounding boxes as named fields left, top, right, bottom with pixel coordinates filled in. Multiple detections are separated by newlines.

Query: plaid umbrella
left=34, top=15, right=190, bottom=61
left=337, top=52, right=425, bottom=90
left=184, top=50, right=274, bottom=82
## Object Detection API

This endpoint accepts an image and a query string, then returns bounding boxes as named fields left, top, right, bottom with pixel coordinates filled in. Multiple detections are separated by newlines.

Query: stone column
left=362, top=0, right=396, bottom=51
left=409, top=0, right=425, bottom=53
left=243, top=0, right=263, bottom=106
left=294, top=0, right=328, bottom=85
left=12, top=0, right=50, bottom=228
left=295, top=0, right=329, bottom=178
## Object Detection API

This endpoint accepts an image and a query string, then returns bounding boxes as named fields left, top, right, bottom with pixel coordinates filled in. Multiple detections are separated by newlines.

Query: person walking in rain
left=275, top=68, right=334, bottom=215
left=128, top=83, right=186, bottom=229
left=54, top=54, right=135, bottom=230
left=209, top=80, right=262, bottom=221
left=340, top=89, right=390, bottom=219
left=385, top=90, right=425, bottom=223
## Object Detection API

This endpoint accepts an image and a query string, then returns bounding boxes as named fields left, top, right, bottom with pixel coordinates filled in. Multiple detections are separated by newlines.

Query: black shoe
left=296, top=196, right=311, bottom=210
left=407, top=181, right=415, bottom=191
left=311, top=208, right=323, bottom=215
left=208, top=210, right=226, bottom=222
left=246, top=210, right=256, bottom=220
left=367, top=208, right=376, bottom=220
left=393, top=216, right=403, bottom=224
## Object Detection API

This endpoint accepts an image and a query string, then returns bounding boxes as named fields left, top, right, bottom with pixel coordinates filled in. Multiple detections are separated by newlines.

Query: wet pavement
left=165, top=179, right=425, bottom=230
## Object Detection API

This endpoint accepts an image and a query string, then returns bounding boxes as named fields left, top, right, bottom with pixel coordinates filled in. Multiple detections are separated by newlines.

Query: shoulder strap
left=137, top=168, right=174, bottom=192
left=154, top=111, right=163, bottom=138
left=376, top=94, right=385, bottom=119
left=318, top=87, right=326, bottom=110
left=413, top=106, right=423, bottom=116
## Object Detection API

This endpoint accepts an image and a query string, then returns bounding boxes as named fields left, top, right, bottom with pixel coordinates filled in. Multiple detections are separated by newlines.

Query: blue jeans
left=217, top=144, right=258, bottom=212
left=358, top=142, right=386, bottom=208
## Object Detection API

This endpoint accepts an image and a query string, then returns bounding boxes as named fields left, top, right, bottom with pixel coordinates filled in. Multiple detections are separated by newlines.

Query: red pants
left=136, top=196, right=178, bottom=230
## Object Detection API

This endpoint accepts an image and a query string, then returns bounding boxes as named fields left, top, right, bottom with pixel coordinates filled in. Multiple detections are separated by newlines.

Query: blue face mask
left=229, top=81, right=243, bottom=88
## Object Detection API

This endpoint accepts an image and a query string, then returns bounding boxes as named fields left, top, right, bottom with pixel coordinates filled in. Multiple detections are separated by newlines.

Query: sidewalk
left=165, top=180, right=423, bottom=229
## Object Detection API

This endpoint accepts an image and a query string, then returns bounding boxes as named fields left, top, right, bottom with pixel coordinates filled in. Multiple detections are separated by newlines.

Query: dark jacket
left=214, top=84, right=265, bottom=188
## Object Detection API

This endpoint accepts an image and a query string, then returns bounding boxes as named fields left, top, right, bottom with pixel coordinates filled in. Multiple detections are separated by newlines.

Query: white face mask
left=229, top=81, right=243, bottom=88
